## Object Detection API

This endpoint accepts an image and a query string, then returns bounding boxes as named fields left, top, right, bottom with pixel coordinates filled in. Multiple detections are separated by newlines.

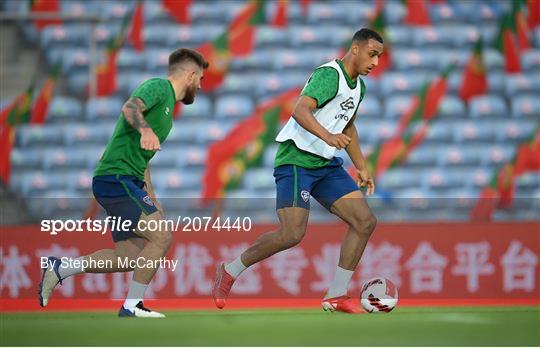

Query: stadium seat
left=511, top=95, right=540, bottom=118
left=380, top=72, right=435, bottom=96
left=47, top=96, right=83, bottom=122
left=305, top=3, right=349, bottom=25
left=505, top=74, right=540, bottom=96
left=61, top=49, right=90, bottom=75
left=220, top=73, right=257, bottom=95
left=421, top=122, right=454, bottom=144
left=431, top=49, right=469, bottom=70
left=117, top=49, right=146, bottom=71
left=453, top=122, right=494, bottom=143
left=392, top=49, right=438, bottom=71
left=481, top=145, right=515, bottom=167
left=534, top=27, right=540, bottom=48
left=166, top=25, right=223, bottom=48
left=423, top=169, right=465, bottom=191
left=17, top=124, right=64, bottom=147
left=254, top=73, right=306, bottom=98
left=385, top=25, right=413, bottom=48
left=242, top=168, right=275, bottom=190
left=10, top=148, right=44, bottom=170
left=272, top=49, right=329, bottom=71
left=152, top=170, right=203, bottom=191
left=438, top=145, right=483, bottom=167
left=189, top=1, right=232, bottom=24
left=215, top=95, right=254, bottom=119
left=263, top=144, right=279, bottom=167
left=176, top=146, right=207, bottom=168
left=428, top=3, right=461, bottom=25
left=40, top=24, right=90, bottom=49
left=437, top=95, right=466, bottom=118
left=85, top=97, right=123, bottom=120
left=64, top=123, right=115, bottom=146
left=522, top=50, right=540, bottom=71
left=255, top=25, right=289, bottom=48
left=356, top=96, right=381, bottom=119
left=143, top=24, right=172, bottom=47
left=383, top=1, right=406, bottom=25
left=288, top=26, right=334, bottom=48
left=515, top=172, right=540, bottom=191
left=383, top=95, right=414, bottom=119
left=180, top=94, right=212, bottom=119
left=468, top=167, right=492, bottom=189
left=413, top=27, right=455, bottom=48
left=468, top=95, right=508, bottom=118
left=378, top=169, right=423, bottom=190
left=145, top=149, right=181, bottom=169
left=231, top=50, right=280, bottom=71
left=493, top=120, right=537, bottom=143
left=43, top=147, right=89, bottom=170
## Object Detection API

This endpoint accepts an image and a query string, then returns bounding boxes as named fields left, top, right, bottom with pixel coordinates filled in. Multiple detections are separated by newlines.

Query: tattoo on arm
left=122, top=97, right=150, bottom=131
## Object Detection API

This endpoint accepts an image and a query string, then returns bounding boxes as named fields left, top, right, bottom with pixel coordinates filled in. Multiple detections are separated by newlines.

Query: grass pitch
left=1, top=306, right=538, bottom=346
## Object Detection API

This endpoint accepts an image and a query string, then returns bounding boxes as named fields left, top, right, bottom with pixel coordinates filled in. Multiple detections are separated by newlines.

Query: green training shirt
left=94, top=78, right=176, bottom=180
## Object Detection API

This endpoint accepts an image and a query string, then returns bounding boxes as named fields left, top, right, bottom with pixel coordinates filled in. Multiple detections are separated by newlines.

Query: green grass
left=1, top=306, right=539, bottom=346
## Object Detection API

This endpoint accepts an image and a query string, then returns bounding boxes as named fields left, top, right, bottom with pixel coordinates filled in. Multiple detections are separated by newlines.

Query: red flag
left=300, top=0, right=311, bottom=17
left=196, top=36, right=230, bottom=92
left=403, top=0, right=431, bottom=26
left=202, top=88, right=300, bottom=203
left=173, top=102, right=182, bottom=120
left=529, top=0, right=540, bottom=28
left=0, top=124, right=15, bottom=185
left=30, top=0, right=61, bottom=30
left=368, top=0, right=391, bottom=78
left=459, top=38, right=487, bottom=102
left=31, top=62, right=61, bottom=124
left=272, top=0, right=288, bottom=27
left=162, top=0, right=192, bottom=24
left=514, top=1, right=531, bottom=50
left=228, top=0, right=265, bottom=57
left=129, top=2, right=144, bottom=52
left=496, top=12, right=522, bottom=73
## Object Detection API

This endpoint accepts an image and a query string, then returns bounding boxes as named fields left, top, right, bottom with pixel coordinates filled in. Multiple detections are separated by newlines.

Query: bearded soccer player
left=38, top=48, right=208, bottom=318
left=213, top=29, right=384, bottom=314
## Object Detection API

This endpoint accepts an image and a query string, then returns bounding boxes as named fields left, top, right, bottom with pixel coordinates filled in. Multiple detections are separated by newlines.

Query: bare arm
left=121, top=97, right=160, bottom=151
left=292, top=96, right=351, bottom=149
left=343, top=116, right=375, bottom=195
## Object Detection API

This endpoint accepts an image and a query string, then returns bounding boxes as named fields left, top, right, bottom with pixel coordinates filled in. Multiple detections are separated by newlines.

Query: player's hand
left=325, top=133, right=351, bottom=150
left=356, top=168, right=375, bottom=196
left=140, top=128, right=161, bottom=151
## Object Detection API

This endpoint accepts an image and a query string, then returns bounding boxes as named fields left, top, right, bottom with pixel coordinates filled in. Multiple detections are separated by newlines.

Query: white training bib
left=276, top=60, right=364, bottom=159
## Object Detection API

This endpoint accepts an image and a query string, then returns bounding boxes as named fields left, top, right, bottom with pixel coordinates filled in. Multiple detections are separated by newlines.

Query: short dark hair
left=168, top=48, right=209, bottom=72
left=352, top=28, right=383, bottom=44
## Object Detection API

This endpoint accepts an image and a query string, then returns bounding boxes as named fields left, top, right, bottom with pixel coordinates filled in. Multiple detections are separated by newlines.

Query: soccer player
left=38, top=48, right=208, bottom=318
left=213, top=29, right=384, bottom=314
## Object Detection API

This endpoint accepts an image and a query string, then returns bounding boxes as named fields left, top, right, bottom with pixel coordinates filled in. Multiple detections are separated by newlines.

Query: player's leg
left=38, top=238, right=144, bottom=307
left=312, top=160, right=376, bottom=313
left=213, top=164, right=314, bottom=308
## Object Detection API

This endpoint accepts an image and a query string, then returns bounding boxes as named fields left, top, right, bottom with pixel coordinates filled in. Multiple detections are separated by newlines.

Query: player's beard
left=181, top=83, right=197, bottom=105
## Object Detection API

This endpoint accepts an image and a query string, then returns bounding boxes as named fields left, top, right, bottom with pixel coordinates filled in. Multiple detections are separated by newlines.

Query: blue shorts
left=274, top=157, right=359, bottom=211
left=92, top=175, right=158, bottom=242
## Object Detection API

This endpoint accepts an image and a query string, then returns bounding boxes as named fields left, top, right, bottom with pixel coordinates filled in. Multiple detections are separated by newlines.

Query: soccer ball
left=360, top=277, right=398, bottom=313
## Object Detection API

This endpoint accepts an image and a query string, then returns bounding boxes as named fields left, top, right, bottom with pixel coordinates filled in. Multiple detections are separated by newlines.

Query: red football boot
left=212, top=263, right=236, bottom=309
left=321, top=295, right=361, bottom=314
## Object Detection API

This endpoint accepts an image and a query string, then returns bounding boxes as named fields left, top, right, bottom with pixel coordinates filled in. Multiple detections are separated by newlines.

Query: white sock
left=325, top=266, right=354, bottom=299
left=225, top=256, right=247, bottom=278
left=58, top=256, right=85, bottom=279
left=123, top=280, right=148, bottom=310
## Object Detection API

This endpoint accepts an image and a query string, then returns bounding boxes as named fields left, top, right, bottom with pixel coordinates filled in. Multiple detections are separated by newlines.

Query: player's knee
left=278, top=227, right=305, bottom=248
left=153, top=229, right=173, bottom=251
left=349, top=213, right=377, bottom=236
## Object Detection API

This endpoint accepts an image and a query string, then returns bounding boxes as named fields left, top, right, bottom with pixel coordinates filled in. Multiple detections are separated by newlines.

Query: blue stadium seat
left=66, top=72, right=88, bottom=95
left=511, top=95, right=540, bottom=118
left=515, top=173, right=540, bottom=191
left=534, top=27, right=540, bottom=48
left=85, top=97, right=123, bottom=120
left=180, top=95, right=212, bottom=119
left=385, top=25, right=413, bottom=48
left=522, top=50, right=540, bottom=71
left=378, top=169, right=423, bottom=190
left=166, top=25, right=223, bottom=47
left=423, top=168, right=467, bottom=191
left=444, top=25, right=479, bottom=48
left=64, top=122, right=115, bottom=145
left=486, top=72, right=505, bottom=94
left=10, top=148, right=44, bottom=170
left=176, top=146, right=207, bottom=168
left=231, top=49, right=280, bottom=70
left=59, top=1, right=100, bottom=16
left=61, top=49, right=90, bottom=75
left=356, top=97, right=381, bottom=119
left=254, top=73, right=306, bottom=98
left=383, top=95, right=414, bottom=119
left=144, top=49, right=170, bottom=72
left=438, top=145, right=483, bottom=167
left=86, top=145, right=105, bottom=168
left=47, top=96, right=83, bottom=122
left=150, top=149, right=182, bottom=169
left=413, top=27, right=455, bottom=48
left=152, top=170, right=202, bottom=191
left=453, top=121, right=494, bottom=143
left=431, top=49, right=469, bottom=70
left=242, top=168, right=275, bottom=190
left=214, top=95, right=254, bottom=119
left=383, top=1, right=406, bottom=25
left=380, top=72, right=435, bottom=96
left=143, top=24, right=171, bottom=46
left=189, top=1, right=231, bottom=24
left=20, top=171, right=70, bottom=197
left=288, top=26, right=333, bottom=48
left=428, top=3, right=461, bottom=24
left=272, top=49, right=329, bottom=71
left=263, top=144, right=279, bottom=167
left=68, top=170, right=94, bottom=192
left=469, top=167, right=493, bottom=189
left=468, top=95, right=508, bottom=118
left=16, top=124, right=64, bottom=147
left=493, top=120, right=537, bottom=143
left=100, top=1, right=133, bottom=21
left=40, top=24, right=90, bottom=49
left=305, top=3, right=349, bottom=25
left=505, top=74, right=540, bottom=96
left=373, top=121, right=397, bottom=142
left=117, top=49, right=146, bottom=71
left=43, top=148, right=89, bottom=170
left=422, top=122, right=454, bottom=144
left=392, top=49, right=438, bottom=70
left=457, top=1, right=501, bottom=23
left=481, top=145, right=516, bottom=167
left=255, top=25, right=289, bottom=48
left=483, top=48, right=504, bottom=70
left=437, top=95, right=466, bottom=118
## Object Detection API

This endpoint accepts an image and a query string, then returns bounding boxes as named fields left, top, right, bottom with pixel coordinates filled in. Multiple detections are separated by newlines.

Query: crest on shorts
left=143, top=196, right=154, bottom=206
left=301, top=190, right=310, bottom=202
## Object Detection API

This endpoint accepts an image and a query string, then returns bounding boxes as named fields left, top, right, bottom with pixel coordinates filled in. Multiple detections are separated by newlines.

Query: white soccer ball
left=360, top=277, right=398, bottom=313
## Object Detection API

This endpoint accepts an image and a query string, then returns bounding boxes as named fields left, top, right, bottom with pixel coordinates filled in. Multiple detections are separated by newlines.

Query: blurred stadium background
left=0, top=0, right=539, bottom=345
